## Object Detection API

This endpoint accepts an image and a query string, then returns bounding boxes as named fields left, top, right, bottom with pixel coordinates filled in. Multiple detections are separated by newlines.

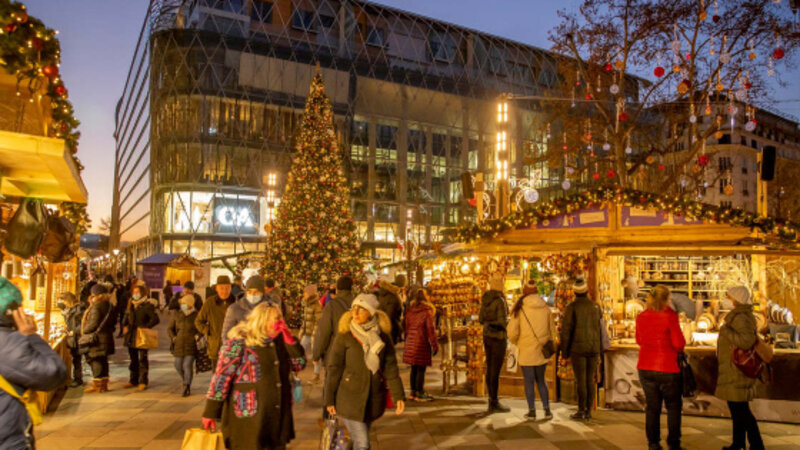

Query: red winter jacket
left=402, top=301, right=438, bottom=366
left=635, top=307, right=686, bottom=373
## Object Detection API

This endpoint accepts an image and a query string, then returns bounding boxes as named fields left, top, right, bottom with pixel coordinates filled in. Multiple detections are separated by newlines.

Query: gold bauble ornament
left=715, top=82, right=725, bottom=91
left=724, top=184, right=735, bottom=196
left=692, top=164, right=702, bottom=174
left=715, top=130, right=724, bottom=139
left=646, top=155, right=656, bottom=165
left=699, top=11, right=708, bottom=21
left=614, top=59, right=625, bottom=70
left=748, top=52, right=757, bottom=60
left=673, top=64, right=681, bottom=73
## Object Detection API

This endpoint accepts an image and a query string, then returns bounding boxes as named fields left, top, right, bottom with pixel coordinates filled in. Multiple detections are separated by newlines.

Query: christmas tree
left=266, top=71, right=362, bottom=301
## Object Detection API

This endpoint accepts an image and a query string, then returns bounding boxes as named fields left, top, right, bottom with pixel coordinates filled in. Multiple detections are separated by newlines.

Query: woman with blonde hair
left=202, top=303, right=305, bottom=450
left=636, top=284, right=686, bottom=450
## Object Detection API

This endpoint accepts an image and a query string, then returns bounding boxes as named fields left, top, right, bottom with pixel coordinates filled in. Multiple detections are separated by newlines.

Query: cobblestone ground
left=35, top=315, right=800, bottom=449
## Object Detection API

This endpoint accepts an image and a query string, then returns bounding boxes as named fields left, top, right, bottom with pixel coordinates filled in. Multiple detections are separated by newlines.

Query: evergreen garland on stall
left=454, top=186, right=800, bottom=246
left=265, top=72, right=363, bottom=310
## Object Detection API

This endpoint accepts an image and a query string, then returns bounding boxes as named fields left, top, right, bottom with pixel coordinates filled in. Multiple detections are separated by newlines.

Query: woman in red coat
left=403, top=287, right=438, bottom=402
left=636, top=285, right=686, bottom=450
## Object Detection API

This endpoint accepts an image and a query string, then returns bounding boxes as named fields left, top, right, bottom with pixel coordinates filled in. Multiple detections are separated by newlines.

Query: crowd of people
left=0, top=268, right=769, bottom=450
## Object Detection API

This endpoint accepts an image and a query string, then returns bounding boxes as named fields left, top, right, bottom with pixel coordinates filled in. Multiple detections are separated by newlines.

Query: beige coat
left=508, top=294, right=556, bottom=366
left=715, top=304, right=758, bottom=402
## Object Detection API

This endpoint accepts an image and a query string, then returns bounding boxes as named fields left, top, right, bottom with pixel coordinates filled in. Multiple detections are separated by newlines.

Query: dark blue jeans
left=521, top=364, right=549, bottom=411
left=639, top=370, right=682, bottom=450
left=727, top=401, right=764, bottom=450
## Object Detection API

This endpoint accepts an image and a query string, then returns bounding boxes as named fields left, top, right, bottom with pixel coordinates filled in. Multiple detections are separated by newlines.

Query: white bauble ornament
left=524, top=189, right=540, bottom=203
left=609, top=84, right=620, bottom=94
left=745, top=120, right=756, bottom=132
left=689, top=115, right=697, bottom=123
left=566, top=167, right=575, bottom=176
left=671, top=40, right=681, bottom=53
left=625, top=147, right=633, bottom=154
left=603, top=143, right=611, bottom=151
left=735, top=89, right=747, bottom=101
left=720, top=52, right=731, bottom=64
left=562, top=180, right=571, bottom=190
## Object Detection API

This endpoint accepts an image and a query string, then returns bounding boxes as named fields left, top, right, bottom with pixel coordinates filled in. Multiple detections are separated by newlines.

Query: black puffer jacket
left=61, top=304, right=86, bottom=349
left=312, top=290, right=355, bottom=363
left=168, top=311, right=199, bottom=357
left=81, top=295, right=116, bottom=358
left=122, top=299, right=160, bottom=348
left=377, top=281, right=403, bottom=343
left=560, top=294, right=603, bottom=358
left=479, top=289, right=508, bottom=340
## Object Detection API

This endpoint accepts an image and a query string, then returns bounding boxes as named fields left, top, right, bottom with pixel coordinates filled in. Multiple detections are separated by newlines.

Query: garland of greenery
left=1, top=0, right=82, bottom=171
left=453, top=185, right=800, bottom=246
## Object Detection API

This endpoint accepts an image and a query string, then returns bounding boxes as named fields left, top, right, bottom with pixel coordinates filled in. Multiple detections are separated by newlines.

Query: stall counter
left=605, top=344, right=800, bottom=424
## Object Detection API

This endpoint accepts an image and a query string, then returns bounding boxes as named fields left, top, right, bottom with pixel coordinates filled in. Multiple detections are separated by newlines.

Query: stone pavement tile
left=141, top=441, right=182, bottom=450
left=153, top=420, right=196, bottom=440
left=35, top=435, right=98, bottom=450
left=111, top=413, right=182, bottom=432
left=551, top=440, right=621, bottom=450
left=80, top=408, right=146, bottom=422
left=146, top=400, right=198, bottom=414
left=534, top=421, right=597, bottom=442
left=427, top=421, right=484, bottom=436
left=495, top=439, right=559, bottom=450
left=682, top=433, right=729, bottom=448
left=487, top=422, right=543, bottom=440
left=433, top=433, right=495, bottom=448
left=376, top=432, right=438, bottom=448
left=587, top=424, right=643, bottom=447
left=86, top=428, right=164, bottom=448
left=289, top=439, right=320, bottom=450
left=778, top=435, right=800, bottom=445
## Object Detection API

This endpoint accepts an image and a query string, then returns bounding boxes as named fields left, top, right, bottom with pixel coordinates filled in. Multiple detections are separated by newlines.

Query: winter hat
left=572, top=277, right=589, bottom=295
left=216, top=275, right=232, bottom=285
left=303, top=284, right=318, bottom=297
left=393, top=274, right=407, bottom=288
left=183, top=281, right=195, bottom=290
left=0, top=276, right=22, bottom=315
left=489, top=273, right=504, bottom=292
left=90, top=283, right=108, bottom=296
left=245, top=275, right=266, bottom=293
left=179, top=294, right=196, bottom=308
left=352, top=293, right=379, bottom=316
left=337, top=276, right=353, bottom=291
left=727, top=285, right=752, bottom=305
left=523, top=280, right=539, bottom=295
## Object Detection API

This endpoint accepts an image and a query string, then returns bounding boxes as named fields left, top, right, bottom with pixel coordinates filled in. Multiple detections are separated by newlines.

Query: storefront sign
left=621, top=206, right=703, bottom=227
left=535, top=205, right=609, bottom=230
left=213, top=197, right=258, bottom=233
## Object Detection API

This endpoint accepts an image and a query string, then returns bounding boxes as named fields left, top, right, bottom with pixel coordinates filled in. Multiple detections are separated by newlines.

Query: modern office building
left=112, top=0, right=579, bottom=267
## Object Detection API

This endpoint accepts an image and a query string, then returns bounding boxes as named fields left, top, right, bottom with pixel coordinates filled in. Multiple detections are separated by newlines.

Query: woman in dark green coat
left=168, top=294, right=199, bottom=397
left=715, top=286, right=763, bottom=450
left=325, top=294, right=406, bottom=450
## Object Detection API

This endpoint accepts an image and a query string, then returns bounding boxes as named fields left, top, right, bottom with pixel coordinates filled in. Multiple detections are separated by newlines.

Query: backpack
left=41, top=210, right=77, bottom=263
left=3, top=198, right=47, bottom=259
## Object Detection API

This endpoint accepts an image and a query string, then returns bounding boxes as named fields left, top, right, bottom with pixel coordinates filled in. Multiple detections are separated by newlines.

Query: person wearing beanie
left=313, top=276, right=356, bottom=419
left=58, top=291, right=87, bottom=388
left=169, top=280, right=202, bottom=312
left=325, top=293, right=405, bottom=450
left=81, top=281, right=117, bottom=394
left=0, top=277, right=67, bottom=448
left=508, top=280, right=556, bottom=420
left=196, top=275, right=237, bottom=371
left=121, top=284, right=160, bottom=391
left=220, top=275, right=269, bottom=340
left=300, top=284, right=323, bottom=383
left=717, top=285, right=764, bottom=450
left=377, top=274, right=406, bottom=344
left=560, top=276, right=603, bottom=420
left=479, top=272, right=510, bottom=414
left=403, top=286, right=438, bottom=402
left=169, top=294, right=200, bottom=397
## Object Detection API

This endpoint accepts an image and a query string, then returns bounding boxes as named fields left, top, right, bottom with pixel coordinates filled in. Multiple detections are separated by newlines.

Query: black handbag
left=41, top=210, right=77, bottom=263
left=677, top=353, right=697, bottom=398
left=3, top=198, right=47, bottom=259
left=195, top=335, right=213, bottom=373
left=522, top=307, right=556, bottom=359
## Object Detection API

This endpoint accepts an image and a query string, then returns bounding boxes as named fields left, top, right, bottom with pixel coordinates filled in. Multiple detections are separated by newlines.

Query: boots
left=84, top=379, right=102, bottom=394
left=68, top=378, right=83, bottom=388
left=99, top=378, right=109, bottom=393
left=182, top=384, right=191, bottom=397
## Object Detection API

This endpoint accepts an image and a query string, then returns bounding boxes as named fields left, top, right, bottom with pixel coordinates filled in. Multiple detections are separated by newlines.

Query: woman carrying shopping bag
left=169, top=294, right=200, bottom=397
left=202, top=303, right=305, bottom=450
left=325, top=294, right=406, bottom=450
left=122, top=283, right=160, bottom=391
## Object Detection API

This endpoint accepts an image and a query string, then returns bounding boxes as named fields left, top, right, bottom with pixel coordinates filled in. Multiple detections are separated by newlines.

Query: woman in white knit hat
left=324, top=293, right=405, bottom=450
left=716, top=285, right=764, bottom=450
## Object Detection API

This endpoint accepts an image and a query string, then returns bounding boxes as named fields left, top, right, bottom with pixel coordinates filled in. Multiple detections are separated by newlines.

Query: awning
left=136, top=253, right=183, bottom=265
left=0, top=130, right=88, bottom=203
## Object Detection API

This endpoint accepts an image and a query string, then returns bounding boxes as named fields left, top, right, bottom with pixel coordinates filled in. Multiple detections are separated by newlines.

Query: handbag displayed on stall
left=677, top=353, right=697, bottom=398
left=3, top=198, right=47, bottom=259
left=40, top=210, right=77, bottom=263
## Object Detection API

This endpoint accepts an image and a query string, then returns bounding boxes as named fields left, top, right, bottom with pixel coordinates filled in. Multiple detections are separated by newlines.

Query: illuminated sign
left=170, top=192, right=262, bottom=235
left=215, top=205, right=255, bottom=229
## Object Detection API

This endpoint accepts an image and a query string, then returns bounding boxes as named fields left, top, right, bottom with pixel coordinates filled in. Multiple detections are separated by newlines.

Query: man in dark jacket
left=479, top=273, right=509, bottom=414
left=376, top=274, right=406, bottom=343
left=221, top=276, right=269, bottom=339
left=169, top=281, right=203, bottom=311
left=196, top=275, right=236, bottom=369
left=0, top=277, right=67, bottom=449
left=560, top=277, right=603, bottom=420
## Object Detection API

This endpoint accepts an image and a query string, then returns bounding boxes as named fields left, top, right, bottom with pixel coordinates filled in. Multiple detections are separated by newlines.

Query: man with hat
left=377, top=274, right=406, bottom=343
left=221, top=275, right=270, bottom=339
left=0, top=277, right=67, bottom=448
left=479, top=272, right=510, bottom=414
left=196, top=275, right=237, bottom=370
left=170, top=281, right=202, bottom=312
left=560, top=276, right=603, bottom=420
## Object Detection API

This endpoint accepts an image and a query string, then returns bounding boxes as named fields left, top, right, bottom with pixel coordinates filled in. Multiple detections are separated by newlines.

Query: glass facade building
left=113, top=0, right=567, bottom=264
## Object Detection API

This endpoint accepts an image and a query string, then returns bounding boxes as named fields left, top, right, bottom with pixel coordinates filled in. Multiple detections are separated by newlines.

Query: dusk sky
left=19, top=0, right=800, bottom=237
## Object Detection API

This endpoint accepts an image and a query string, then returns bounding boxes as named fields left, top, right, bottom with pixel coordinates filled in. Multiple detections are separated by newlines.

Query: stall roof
left=0, top=130, right=88, bottom=203
left=136, top=253, right=183, bottom=265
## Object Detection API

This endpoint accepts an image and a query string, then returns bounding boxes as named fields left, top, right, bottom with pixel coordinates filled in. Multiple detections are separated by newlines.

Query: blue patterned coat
left=202, top=334, right=305, bottom=449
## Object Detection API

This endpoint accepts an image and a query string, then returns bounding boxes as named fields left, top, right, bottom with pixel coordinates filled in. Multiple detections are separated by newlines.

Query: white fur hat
left=352, top=293, right=379, bottom=316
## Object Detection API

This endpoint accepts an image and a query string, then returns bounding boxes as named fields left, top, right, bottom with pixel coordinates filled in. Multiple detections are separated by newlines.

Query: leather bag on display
left=3, top=198, right=47, bottom=259
left=41, top=210, right=77, bottom=263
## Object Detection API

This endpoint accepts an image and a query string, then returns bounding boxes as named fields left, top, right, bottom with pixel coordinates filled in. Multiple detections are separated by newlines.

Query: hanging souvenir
left=596, top=74, right=602, bottom=93
left=748, top=39, right=757, bottom=60
left=768, top=56, right=775, bottom=77
left=654, top=51, right=665, bottom=77
left=692, top=164, right=703, bottom=174
left=646, top=155, right=656, bottom=165
left=745, top=120, right=757, bottom=132
left=774, top=35, right=785, bottom=60
left=677, top=79, right=691, bottom=94
left=625, top=146, right=633, bottom=154
left=720, top=35, right=731, bottom=64
left=615, top=59, right=625, bottom=70
left=562, top=180, right=571, bottom=190
left=735, top=89, right=747, bottom=101
left=712, top=0, right=720, bottom=22
left=610, top=83, right=620, bottom=94
left=724, top=184, right=735, bottom=196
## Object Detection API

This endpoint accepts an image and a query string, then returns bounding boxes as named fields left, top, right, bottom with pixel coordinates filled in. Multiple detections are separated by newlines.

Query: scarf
left=349, top=316, right=384, bottom=374
left=130, top=297, right=147, bottom=308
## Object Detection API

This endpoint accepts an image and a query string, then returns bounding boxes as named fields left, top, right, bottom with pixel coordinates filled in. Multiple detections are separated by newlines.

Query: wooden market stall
left=450, top=188, right=800, bottom=423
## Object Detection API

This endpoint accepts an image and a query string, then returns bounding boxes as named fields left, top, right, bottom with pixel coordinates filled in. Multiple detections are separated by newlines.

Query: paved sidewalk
left=34, top=316, right=800, bottom=449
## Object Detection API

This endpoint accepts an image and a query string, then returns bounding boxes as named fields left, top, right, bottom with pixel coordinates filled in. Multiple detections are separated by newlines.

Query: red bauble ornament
left=658, top=164, right=666, bottom=171
left=59, top=123, right=67, bottom=132
left=585, top=93, right=593, bottom=100
left=773, top=47, right=785, bottom=60
left=654, top=66, right=665, bottom=77
left=639, top=196, right=647, bottom=203
left=604, top=63, right=613, bottom=72
left=4, top=23, right=17, bottom=33
left=42, top=65, right=59, bottom=78
left=698, top=154, right=709, bottom=166
left=16, top=12, right=28, bottom=23
left=55, top=85, right=66, bottom=96
left=618, top=112, right=629, bottom=122
left=397, top=243, right=403, bottom=250
left=607, top=169, right=616, bottom=178
left=744, top=82, right=752, bottom=89
left=592, top=172, right=600, bottom=180
left=712, top=14, right=720, bottom=23
left=32, top=38, right=43, bottom=51
left=468, top=197, right=477, bottom=207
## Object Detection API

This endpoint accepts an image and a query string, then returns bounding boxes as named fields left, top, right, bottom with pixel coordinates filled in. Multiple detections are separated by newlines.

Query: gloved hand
left=273, top=320, right=296, bottom=344
left=202, top=417, right=216, bottom=431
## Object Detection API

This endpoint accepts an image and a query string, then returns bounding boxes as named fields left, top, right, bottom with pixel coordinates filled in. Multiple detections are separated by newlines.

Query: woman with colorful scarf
left=325, top=294, right=405, bottom=450
left=168, top=294, right=199, bottom=397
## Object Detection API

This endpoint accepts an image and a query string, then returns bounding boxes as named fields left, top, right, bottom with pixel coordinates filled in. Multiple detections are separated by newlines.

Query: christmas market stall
left=451, top=186, right=800, bottom=423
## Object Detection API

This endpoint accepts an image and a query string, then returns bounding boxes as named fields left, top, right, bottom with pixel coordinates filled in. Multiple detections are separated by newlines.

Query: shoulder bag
left=677, top=353, right=697, bottom=398
left=136, top=327, right=159, bottom=350
left=4, top=198, right=47, bottom=259
left=521, top=307, right=556, bottom=359
left=0, top=374, right=43, bottom=426
left=78, top=303, right=112, bottom=349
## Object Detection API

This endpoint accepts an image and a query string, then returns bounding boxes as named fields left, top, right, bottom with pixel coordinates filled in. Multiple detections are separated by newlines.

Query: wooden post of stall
left=475, top=173, right=484, bottom=224
left=43, top=265, right=55, bottom=343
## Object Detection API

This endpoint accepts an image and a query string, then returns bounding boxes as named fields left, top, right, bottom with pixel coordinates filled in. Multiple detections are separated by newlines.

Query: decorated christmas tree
left=266, top=71, right=362, bottom=303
